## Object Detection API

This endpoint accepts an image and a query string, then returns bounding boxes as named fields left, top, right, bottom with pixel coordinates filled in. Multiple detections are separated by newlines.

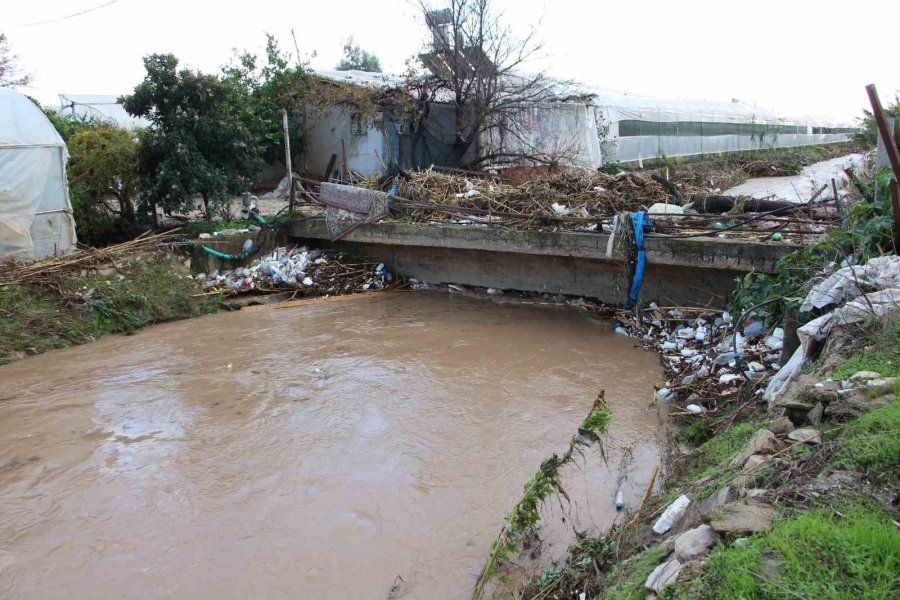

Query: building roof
left=57, top=94, right=149, bottom=129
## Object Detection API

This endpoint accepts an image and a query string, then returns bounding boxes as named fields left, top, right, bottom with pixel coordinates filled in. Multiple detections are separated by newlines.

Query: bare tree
left=408, top=0, right=578, bottom=169
left=0, top=33, right=33, bottom=88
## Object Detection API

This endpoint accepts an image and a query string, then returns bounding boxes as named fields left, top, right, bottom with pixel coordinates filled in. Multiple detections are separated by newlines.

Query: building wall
left=302, top=106, right=387, bottom=178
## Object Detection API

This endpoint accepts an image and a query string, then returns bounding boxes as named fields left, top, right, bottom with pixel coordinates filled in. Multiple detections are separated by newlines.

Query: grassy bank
left=0, top=251, right=216, bottom=364
left=518, top=329, right=899, bottom=599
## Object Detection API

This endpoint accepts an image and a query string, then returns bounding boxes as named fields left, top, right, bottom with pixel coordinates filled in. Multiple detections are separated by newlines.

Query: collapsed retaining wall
left=287, top=220, right=791, bottom=306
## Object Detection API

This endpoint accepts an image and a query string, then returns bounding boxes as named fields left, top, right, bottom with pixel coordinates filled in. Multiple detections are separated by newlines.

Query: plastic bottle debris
left=615, top=489, right=625, bottom=511
left=686, top=404, right=705, bottom=414
left=655, top=387, right=673, bottom=401
left=653, top=495, right=690, bottom=534
left=743, top=321, right=765, bottom=339
left=715, top=351, right=738, bottom=365
left=719, top=373, right=742, bottom=385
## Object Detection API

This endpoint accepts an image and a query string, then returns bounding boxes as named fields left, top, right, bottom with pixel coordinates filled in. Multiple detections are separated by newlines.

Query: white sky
left=3, top=0, right=898, bottom=123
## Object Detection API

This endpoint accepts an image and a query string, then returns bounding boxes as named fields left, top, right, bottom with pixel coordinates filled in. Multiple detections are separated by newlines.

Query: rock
left=825, top=391, right=892, bottom=420
left=801, top=381, right=841, bottom=405
left=653, top=495, right=691, bottom=535
left=787, top=427, right=821, bottom=445
left=24, top=347, right=38, bottom=356
left=772, top=392, right=816, bottom=416
left=732, top=537, right=750, bottom=548
left=674, top=524, right=716, bottom=562
left=849, top=370, right=881, bottom=381
left=644, top=557, right=683, bottom=593
left=867, top=377, right=899, bottom=395
left=709, top=500, right=775, bottom=534
left=697, top=486, right=733, bottom=519
left=808, top=470, right=860, bottom=493
left=730, top=429, right=779, bottom=468
left=734, top=454, right=769, bottom=488
left=769, top=415, right=794, bottom=436
left=744, top=488, right=768, bottom=498
left=807, top=403, right=824, bottom=428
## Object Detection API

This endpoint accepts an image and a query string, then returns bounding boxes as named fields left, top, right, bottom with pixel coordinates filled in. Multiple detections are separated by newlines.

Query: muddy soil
left=0, top=292, right=662, bottom=599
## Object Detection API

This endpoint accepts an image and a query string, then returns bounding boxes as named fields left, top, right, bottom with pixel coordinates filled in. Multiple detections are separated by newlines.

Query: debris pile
left=616, top=304, right=785, bottom=416
left=368, top=168, right=672, bottom=228
left=0, top=230, right=176, bottom=286
left=196, top=246, right=397, bottom=296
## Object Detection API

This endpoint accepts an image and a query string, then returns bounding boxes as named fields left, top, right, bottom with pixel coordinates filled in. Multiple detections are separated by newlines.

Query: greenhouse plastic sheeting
left=0, top=88, right=76, bottom=261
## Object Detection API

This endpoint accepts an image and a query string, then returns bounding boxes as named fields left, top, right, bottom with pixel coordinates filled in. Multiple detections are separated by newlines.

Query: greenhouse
left=589, top=89, right=856, bottom=164
left=0, top=88, right=77, bottom=261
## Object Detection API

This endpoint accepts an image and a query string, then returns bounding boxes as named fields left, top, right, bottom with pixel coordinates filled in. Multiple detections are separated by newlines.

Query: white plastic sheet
left=0, top=88, right=76, bottom=261
left=765, top=256, right=900, bottom=404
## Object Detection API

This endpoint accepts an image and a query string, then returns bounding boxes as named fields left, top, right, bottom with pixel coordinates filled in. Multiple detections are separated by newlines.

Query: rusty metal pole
left=865, top=84, right=900, bottom=248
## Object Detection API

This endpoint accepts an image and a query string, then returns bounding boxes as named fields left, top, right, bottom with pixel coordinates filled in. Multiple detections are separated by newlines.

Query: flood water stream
left=0, top=292, right=662, bottom=599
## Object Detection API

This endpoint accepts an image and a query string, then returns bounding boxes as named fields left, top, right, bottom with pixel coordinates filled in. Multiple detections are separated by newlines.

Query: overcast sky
left=3, top=0, right=897, bottom=123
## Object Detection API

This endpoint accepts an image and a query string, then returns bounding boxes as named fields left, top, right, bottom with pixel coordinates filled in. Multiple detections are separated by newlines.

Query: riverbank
left=503, top=158, right=899, bottom=599
left=0, top=237, right=398, bottom=364
left=0, top=242, right=217, bottom=364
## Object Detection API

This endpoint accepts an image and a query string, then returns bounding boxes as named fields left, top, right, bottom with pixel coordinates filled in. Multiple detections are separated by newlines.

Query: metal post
left=865, top=84, right=900, bottom=249
left=282, top=109, right=296, bottom=212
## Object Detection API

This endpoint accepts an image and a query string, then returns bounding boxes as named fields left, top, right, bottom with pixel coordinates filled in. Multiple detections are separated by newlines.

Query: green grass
left=0, top=254, right=217, bottom=363
left=594, top=543, right=668, bottom=600
left=686, top=421, right=757, bottom=482
left=671, top=505, right=900, bottom=599
left=834, top=313, right=900, bottom=380
left=830, top=399, right=900, bottom=479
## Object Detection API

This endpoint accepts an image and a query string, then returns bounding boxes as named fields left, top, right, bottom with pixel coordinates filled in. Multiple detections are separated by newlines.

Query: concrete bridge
left=286, top=220, right=791, bottom=306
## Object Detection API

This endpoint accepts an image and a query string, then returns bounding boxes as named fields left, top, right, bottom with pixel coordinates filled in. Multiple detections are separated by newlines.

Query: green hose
left=201, top=245, right=255, bottom=260
left=199, top=214, right=267, bottom=260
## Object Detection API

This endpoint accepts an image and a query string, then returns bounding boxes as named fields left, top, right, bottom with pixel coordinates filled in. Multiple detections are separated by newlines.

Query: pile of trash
left=364, top=168, right=672, bottom=228
left=616, top=304, right=786, bottom=415
left=196, top=246, right=396, bottom=296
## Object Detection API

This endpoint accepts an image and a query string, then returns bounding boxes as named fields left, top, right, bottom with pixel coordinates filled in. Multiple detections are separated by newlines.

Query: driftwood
left=685, top=194, right=798, bottom=214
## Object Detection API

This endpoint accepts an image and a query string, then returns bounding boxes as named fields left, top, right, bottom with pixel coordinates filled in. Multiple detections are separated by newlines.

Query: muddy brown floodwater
left=0, top=292, right=663, bottom=600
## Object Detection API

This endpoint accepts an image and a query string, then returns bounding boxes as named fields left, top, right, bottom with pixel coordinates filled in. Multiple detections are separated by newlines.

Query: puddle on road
left=0, top=292, right=662, bottom=599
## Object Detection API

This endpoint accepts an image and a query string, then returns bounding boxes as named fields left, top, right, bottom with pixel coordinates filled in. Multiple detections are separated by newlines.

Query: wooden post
left=831, top=177, right=846, bottom=228
left=866, top=84, right=900, bottom=249
left=282, top=109, right=296, bottom=213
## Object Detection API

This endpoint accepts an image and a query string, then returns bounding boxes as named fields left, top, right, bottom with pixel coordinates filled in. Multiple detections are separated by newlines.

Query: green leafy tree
left=0, top=33, right=32, bottom=88
left=67, top=125, right=141, bottom=243
left=336, top=36, right=382, bottom=73
left=222, top=34, right=310, bottom=167
left=855, top=95, right=900, bottom=148
left=122, top=54, right=263, bottom=220
left=41, top=109, right=95, bottom=143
